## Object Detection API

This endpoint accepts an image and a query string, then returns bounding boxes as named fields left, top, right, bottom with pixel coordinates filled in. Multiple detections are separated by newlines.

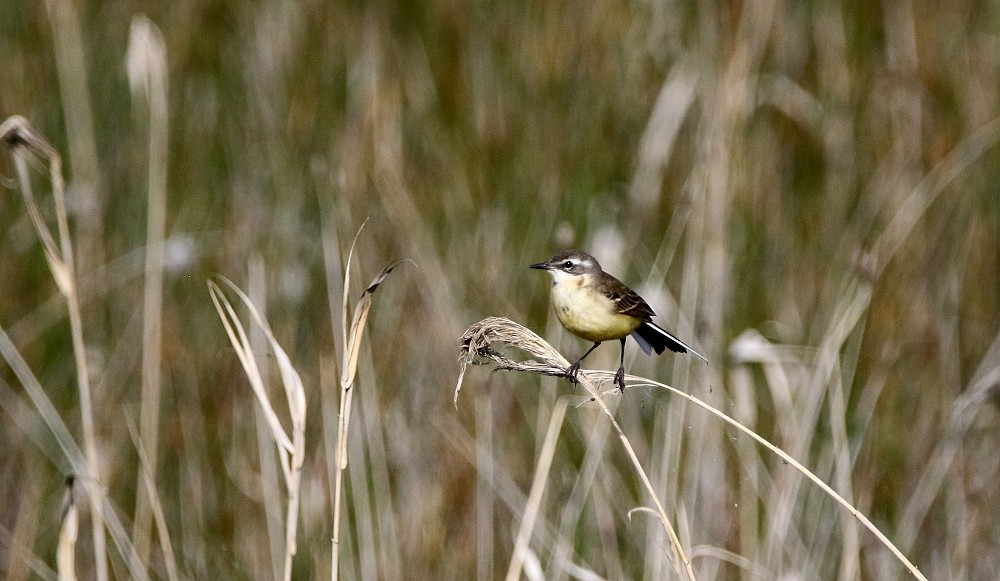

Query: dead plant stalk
left=330, top=227, right=409, bottom=581
left=1, top=115, right=108, bottom=581
left=456, top=317, right=928, bottom=581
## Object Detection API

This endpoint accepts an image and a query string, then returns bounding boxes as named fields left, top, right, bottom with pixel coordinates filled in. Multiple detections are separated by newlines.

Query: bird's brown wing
left=598, top=273, right=656, bottom=320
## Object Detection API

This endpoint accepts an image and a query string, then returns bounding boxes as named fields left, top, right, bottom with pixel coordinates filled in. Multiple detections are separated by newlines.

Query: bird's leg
left=615, top=337, right=627, bottom=392
left=566, top=342, right=601, bottom=385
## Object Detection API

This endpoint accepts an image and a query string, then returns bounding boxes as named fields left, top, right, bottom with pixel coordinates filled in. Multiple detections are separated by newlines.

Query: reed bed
left=3, top=1, right=1000, bottom=579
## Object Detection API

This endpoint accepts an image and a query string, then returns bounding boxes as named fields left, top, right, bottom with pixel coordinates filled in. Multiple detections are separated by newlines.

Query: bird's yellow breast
left=550, top=274, right=641, bottom=342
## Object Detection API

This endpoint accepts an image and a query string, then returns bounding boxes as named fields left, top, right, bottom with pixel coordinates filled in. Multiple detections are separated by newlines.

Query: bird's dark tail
left=631, top=321, right=709, bottom=364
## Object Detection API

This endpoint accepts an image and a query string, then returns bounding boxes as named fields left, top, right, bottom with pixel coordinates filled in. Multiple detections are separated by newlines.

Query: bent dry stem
left=2, top=115, right=108, bottom=581
left=455, top=316, right=927, bottom=581
left=456, top=316, right=695, bottom=581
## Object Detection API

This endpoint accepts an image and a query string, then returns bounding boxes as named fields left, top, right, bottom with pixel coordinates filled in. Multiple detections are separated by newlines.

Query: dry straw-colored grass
left=209, top=276, right=307, bottom=581
left=458, top=317, right=693, bottom=581
left=331, top=224, right=411, bottom=581
left=456, top=316, right=928, bottom=580
left=125, top=16, right=170, bottom=562
left=1, top=115, right=108, bottom=581
left=3, top=2, right=1000, bottom=579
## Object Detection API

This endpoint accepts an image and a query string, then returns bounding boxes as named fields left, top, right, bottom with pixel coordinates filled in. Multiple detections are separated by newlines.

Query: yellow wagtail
left=531, top=250, right=707, bottom=392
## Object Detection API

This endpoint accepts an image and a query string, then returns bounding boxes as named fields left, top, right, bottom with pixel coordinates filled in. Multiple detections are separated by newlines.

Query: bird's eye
left=563, top=260, right=573, bottom=269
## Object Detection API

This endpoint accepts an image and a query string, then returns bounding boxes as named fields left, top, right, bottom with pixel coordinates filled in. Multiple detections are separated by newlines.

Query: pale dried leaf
left=340, top=259, right=410, bottom=390
left=208, top=278, right=294, bottom=453
left=57, top=480, right=78, bottom=581
left=341, top=219, right=369, bottom=359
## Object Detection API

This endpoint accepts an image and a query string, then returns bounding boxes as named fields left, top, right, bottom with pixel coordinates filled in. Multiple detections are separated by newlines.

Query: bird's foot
left=565, top=361, right=582, bottom=386
left=614, top=366, right=626, bottom=393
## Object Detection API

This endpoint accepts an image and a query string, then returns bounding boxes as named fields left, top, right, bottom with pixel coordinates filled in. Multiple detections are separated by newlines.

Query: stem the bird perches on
left=456, top=316, right=695, bottom=581
left=455, top=316, right=927, bottom=581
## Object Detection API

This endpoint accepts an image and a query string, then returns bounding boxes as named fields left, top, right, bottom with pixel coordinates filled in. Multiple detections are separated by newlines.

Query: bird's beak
left=529, top=260, right=552, bottom=270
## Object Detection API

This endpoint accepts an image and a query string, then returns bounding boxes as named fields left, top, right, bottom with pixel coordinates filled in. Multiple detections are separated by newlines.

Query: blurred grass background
left=2, top=0, right=1000, bottom=579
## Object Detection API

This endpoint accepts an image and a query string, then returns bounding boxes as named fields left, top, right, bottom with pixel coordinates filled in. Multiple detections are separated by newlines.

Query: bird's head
left=530, top=250, right=601, bottom=281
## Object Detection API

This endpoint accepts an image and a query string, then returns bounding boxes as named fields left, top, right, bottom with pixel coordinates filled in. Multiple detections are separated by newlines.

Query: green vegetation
left=2, top=1, right=999, bottom=579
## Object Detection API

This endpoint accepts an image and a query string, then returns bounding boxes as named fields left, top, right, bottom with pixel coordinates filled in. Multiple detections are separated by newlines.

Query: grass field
left=2, top=1, right=1000, bottom=579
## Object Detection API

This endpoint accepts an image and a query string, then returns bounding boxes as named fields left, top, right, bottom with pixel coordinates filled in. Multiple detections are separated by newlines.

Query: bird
left=530, top=250, right=707, bottom=392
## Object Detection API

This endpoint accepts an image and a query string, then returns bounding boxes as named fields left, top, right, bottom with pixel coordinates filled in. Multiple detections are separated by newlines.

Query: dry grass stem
left=97, top=490, right=151, bottom=581
left=872, top=117, right=1000, bottom=276
left=624, top=370, right=927, bottom=579
left=3, top=5, right=999, bottom=578
left=0, top=323, right=85, bottom=471
left=504, top=397, right=568, bottom=581
left=331, top=224, right=410, bottom=581
left=330, top=222, right=365, bottom=581
left=1, top=115, right=108, bottom=581
left=208, top=276, right=306, bottom=581
left=126, top=15, right=170, bottom=561
left=125, top=418, right=181, bottom=581
left=457, top=316, right=929, bottom=580
left=457, top=317, right=695, bottom=581
left=896, top=360, right=1000, bottom=554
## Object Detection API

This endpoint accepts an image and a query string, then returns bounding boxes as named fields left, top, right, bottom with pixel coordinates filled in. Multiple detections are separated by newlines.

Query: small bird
left=531, top=250, right=707, bottom=392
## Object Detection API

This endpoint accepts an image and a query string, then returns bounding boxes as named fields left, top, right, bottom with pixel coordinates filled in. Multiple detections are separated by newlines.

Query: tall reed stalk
left=329, top=225, right=409, bottom=581
left=125, top=15, right=170, bottom=561
left=1, top=116, right=107, bottom=581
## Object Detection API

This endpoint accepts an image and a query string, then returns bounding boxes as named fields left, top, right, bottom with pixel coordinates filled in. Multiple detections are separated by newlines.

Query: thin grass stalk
left=3, top=455, right=42, bottom=581
left=319, top=356, right=350, bottom=580
left=615, top=374, right=926, bottom=580
left=354, top=346, right=403, bottom=578
left=871, top=104, right=1000, bottom=275
left=896, top=364, right=1000, bottom=554
left=44, top=126, right=104, bottom=581
left=436, top=413, right=550, bottom=534
left=548, top=401, right=613, bottom=581
left=46, top=0, right=103, bottom=273
left=125, top=418, right=180, bottom=581
left=456, top=318, right=695, bottom=581
left=98, top=492, right=152, bottom=581
left=458, top=317, right=928, bottom=580
left=344, top=415, right=379, bottom=581
left=764, top=277, right=872, bottom=563
left=208, top=277, right=306, bottom=581
left=0, top=116, right=107, bottom=581
left=828, top=350, right=862, bottom=581
left=592, top=477, right=626, bottom=580
left=475, top=395, right=495, bottom=581
left=586, top=383, right=692, bottom=581
left=0, top=324, right=85, bottom=471
left=725, top=345, right=764, bottom=569
left=249, top=256, right=284, bottom=581
left=504, top=397, right=568, bottom=581
left=330, top=225, right=407, bottom=581
left=316, top=184, right=347, bottom=580
left=126, top=16, right=169, bottom=561
left=330, top=227, right=362, bottom=581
